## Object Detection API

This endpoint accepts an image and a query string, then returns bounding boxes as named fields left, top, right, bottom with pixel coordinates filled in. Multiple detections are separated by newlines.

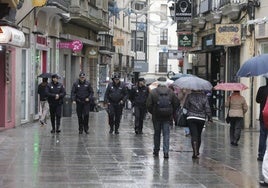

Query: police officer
left=129, top=78, right=149, bottom=134
left=71, top=72, right=94, bottom=134
left=104, top=72, right=128, bottom=134
left=46, top=74, right=66, bottom=133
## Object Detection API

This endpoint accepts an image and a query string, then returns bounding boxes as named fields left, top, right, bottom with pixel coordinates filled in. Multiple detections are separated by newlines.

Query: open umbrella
left=214, top=82, right=248, bottom=91
left=169, top=73, right=195, bottom=81
left=173, top=76, right=212, bottom=91
left=148, top=79, right=174, bottom=90
left=38, top=72, right=53, bottom=78
left=236, top=54, right=268, bottom=77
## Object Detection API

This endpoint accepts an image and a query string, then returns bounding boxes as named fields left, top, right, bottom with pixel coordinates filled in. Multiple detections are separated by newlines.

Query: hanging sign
left=178, top=32, right=193, bottom=49
left=58, top=40, right=83, bottom=52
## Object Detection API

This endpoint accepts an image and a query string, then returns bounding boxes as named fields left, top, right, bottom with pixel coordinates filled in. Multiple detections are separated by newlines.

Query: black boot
left=192, top=141, right=199, bottom=159
left=56, top=125, right=61, bottom=133
left=109, top=124, right=114, bottom=134
left=51, top=124, right=55, bottom=133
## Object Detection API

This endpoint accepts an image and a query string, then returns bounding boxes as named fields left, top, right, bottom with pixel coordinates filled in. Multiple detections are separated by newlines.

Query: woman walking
left=184, top=90, right=213, bottom=159
left=225, top=90, right=248, bottom=146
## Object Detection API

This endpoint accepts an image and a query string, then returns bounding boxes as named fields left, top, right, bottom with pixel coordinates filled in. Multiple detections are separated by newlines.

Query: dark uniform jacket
left=130, top=85, right=149, bottom=107
left=146, top=85, right=179, bottom=121
left=46, top=81, right=66, bottom=105
left=71, top=80, right=94, bottom=103
left=104, top=81, right=128, bottom=104
left=38, top=83, right=48, bottom=101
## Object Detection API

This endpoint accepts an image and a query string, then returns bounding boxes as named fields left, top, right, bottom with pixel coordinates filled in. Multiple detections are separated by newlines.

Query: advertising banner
left=58, top=40, right=83, bottom=52
left=175, top=0, right=192, bottom=22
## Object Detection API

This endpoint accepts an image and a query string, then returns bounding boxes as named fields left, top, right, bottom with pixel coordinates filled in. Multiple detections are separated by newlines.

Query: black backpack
left=155, top=90, right=173, bottom=118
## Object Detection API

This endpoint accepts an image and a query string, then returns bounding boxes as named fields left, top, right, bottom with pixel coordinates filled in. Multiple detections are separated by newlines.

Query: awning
left=0, top=26, right=25, bottom=47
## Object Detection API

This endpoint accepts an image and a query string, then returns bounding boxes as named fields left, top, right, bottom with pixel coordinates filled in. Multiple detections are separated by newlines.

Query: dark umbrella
left=236, top=54, right=268, bottom=77
left=38, top=73, right=53, bottom=78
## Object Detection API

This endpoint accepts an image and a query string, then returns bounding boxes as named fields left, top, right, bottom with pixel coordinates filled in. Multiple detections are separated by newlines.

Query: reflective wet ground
left=0, top=110, right=264, bottom=188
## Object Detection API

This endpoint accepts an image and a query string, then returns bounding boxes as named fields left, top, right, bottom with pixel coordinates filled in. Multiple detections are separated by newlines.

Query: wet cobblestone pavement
left=0, top=110, right=264, bottom=188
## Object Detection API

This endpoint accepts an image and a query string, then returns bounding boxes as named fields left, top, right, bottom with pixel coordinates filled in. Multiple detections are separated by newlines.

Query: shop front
left=0, top=26, right=25, bottom=128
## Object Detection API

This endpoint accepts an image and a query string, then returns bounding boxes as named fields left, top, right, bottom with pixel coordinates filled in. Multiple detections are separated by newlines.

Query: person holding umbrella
left=184, top=89, right=213, bottom=159
left=38, top=77, right=49, bottom=126
left=256, top=78, right=268, bottom=161
left=46, top=74, right=66, bottom=134
left=225, top=91, right=248, bottom=146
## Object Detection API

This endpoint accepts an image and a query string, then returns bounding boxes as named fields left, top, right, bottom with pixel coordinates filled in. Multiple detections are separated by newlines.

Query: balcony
left=42, top=0, right=70, bottom=14
left=192, top=17, right=206, bottom=29
left=98, top=33, right=114, bottom=55
left=219, top=0, right=247, bottom=20
left=69, top=4, right=109, bottom=32
left=205, top=11, right=222, bottom=24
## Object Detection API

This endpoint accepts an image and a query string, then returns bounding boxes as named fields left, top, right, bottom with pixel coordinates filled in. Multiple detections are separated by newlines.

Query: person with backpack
left=104, top=72, right=128, bottom=134
left=129, top=77, right=149, bottom=134
left=146, top=77, right=179, bottom=159
left=184, top=90, right=213, bottom=159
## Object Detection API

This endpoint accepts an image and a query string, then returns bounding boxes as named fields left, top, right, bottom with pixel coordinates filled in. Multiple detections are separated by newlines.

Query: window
left=159, top=52, right=168, bottom=72
left=134, top=2, right=144, bottom=10
left=131, top=31, right=145, bottom=52
left=160, top=29, right=168, bottom=45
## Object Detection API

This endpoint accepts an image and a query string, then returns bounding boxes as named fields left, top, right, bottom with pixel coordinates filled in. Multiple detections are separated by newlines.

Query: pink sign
left=58, top=40, right=83, bottom=52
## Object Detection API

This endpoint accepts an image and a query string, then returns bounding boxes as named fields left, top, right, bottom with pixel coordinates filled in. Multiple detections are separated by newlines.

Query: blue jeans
left=259, top=120, right=268, bottom=159
left=153, top=119, right=171, bottom=153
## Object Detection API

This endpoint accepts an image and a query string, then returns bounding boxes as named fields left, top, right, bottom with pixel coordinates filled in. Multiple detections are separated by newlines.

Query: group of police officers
left=38, top=72, right=149, bottom=136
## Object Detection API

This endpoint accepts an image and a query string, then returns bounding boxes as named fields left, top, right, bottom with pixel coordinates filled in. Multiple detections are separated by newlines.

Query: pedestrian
left=129, top=77, right=149, bottom=134
left=71, top=72, right=94, bottom=134
left=184, top=89, right=213, bottom=159
left=177, top=88, right=191, bottom=136
left=38, top=77, right=49, bottom=126
left=225, top=90, right=248, bottom=146
left=104, top=72, right=128, bottom=134
left=46, top=74, right=66, bottom=134
left=256, top=78, right=268, bottom=161
left=146, top=77, right=179, bottom=159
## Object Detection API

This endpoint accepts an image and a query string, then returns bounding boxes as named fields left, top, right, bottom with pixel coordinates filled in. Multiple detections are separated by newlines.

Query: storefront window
left=35, top=50, right=41, bottom=116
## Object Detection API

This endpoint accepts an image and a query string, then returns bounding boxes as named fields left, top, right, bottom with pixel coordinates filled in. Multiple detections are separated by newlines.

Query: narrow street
left=0, top=109, right=263, bottom=188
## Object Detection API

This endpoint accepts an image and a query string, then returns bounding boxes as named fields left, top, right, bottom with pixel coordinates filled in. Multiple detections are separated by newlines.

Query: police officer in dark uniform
left=129, top=78, right=149, bottom=134
left=104, top=72, right=128, bottom=134
left=46, top=74, right=66, bottom=133
left=71, top=72, right=94, bottom=134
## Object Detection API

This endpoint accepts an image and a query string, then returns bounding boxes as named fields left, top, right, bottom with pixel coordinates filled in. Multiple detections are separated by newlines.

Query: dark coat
left=146, top=85, right=179, bottom=121
left=104, top=81, right=128, bottom=104
left=184, top=91, right=212, bottom=121
left=38, top=82, right=48, bottom=101
left=71, top=79, right=94, bottom=103
left=256, top=85, right=268, bottom=121
left=129, top=85, right=149, bottom=107
left=46, top=81, right=66, bottom=105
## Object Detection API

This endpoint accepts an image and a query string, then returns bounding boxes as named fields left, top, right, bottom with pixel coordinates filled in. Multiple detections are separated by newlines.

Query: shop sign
left=202, top=34, right=215, bottom=50
left=58, top=40, right=83, bottom=52
left=0, top=26, right=25, bottom=47
left=175, top=0, right=192, bottom=22
left=86, top=47, right=98, bottom=58
left=178, top=33, right=193, bottom=49
left=216, top=24, right=241, bottom=46
left=113, top=37, right=124, bottom=46
left=33, top=0, right=47, bottom=7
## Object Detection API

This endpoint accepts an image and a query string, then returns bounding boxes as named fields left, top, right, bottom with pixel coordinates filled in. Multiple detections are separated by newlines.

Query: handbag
left=226, top=97, right=231, bottom=124
left=176, top=108, right=188, bottom=127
